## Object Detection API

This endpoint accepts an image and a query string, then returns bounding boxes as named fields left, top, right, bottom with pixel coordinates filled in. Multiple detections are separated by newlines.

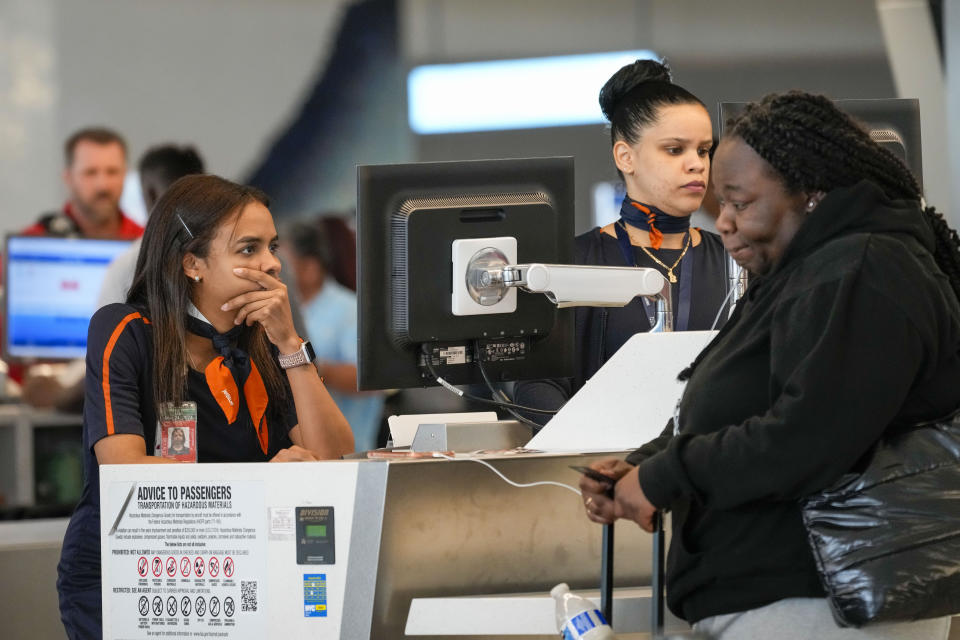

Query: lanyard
left=613, top=221, right=694, bottom=331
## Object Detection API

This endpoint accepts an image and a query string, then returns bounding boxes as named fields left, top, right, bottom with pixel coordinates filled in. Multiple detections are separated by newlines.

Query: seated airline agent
left=56, top=174, right=354, bottom=639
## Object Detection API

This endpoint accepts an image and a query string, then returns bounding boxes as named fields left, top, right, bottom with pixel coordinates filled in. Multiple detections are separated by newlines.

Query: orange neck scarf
left=204, top=357, right=270, bottom=455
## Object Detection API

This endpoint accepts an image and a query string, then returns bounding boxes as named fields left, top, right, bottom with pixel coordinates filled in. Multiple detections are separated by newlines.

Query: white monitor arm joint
left=473, top=260, right=672, bottom=332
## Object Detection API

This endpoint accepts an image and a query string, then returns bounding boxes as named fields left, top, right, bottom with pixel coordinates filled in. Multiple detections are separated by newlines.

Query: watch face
left=303, top=341, right=316, bottom=361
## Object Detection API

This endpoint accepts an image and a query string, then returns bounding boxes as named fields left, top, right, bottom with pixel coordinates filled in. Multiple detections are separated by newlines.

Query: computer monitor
left=718, top=98, right=923, bottom=187
left=4, top=235, right=132, bottom=360
left=357, top=157, right=575, bottom=390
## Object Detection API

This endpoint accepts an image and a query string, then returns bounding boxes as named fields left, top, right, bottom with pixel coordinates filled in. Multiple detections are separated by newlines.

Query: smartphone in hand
left=570, top=465, right=616, bottom=496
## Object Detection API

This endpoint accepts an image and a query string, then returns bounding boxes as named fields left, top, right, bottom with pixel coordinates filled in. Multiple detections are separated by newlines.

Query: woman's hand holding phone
left=578, top=458, right=633, bottom=525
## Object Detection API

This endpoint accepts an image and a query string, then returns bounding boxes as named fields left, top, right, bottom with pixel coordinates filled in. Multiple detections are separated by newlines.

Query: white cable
left=674, top=267, right=742, bottom=436
left=432, top=453, right=582, bottom=497
left=434, top=376, right=464, bottom=397
left=710, top=270, right=741, bottom=331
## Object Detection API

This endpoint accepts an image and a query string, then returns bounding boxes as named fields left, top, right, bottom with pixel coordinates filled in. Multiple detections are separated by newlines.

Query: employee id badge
left=158, top=401, right=198, bottom=463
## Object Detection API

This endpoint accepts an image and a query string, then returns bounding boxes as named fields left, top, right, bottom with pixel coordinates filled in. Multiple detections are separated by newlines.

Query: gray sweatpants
left=693, top=598, right=951, bottom=640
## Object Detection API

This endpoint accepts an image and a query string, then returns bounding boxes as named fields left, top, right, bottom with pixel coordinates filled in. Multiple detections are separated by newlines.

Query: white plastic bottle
left=551, top=583, right=616, bottom=639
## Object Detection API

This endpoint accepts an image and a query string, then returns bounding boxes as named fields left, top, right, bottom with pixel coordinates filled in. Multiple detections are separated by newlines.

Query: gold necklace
left=186, top=349, right=200, bottom=373
left=619, top=221, right=692, bottom=283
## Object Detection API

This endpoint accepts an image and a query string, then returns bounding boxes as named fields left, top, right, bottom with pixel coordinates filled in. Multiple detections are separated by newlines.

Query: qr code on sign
left=241, top=580, right=258, bottom=612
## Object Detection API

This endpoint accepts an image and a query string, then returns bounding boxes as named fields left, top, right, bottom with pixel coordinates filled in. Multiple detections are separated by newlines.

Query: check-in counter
left=99, top=452, right=685, bottom=639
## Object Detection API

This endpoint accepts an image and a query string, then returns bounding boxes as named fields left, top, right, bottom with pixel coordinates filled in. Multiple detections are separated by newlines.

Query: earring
left=806, top=199, right=817, bottom=211
left=193, top=275, right=201, bottom=282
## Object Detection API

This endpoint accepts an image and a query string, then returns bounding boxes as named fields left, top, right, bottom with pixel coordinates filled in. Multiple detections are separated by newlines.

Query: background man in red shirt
left=23, top=127, right=142, bottom=239
left=17, top=127, right=143, bottom=408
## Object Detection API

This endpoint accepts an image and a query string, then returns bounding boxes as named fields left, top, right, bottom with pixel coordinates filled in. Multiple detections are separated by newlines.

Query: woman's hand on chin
left=269, top=445, right=321, bottom=462
left=222, top=267, right=300, bottom=352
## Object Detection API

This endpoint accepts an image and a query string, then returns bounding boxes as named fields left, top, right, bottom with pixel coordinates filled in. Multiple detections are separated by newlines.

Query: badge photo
left=159, top=401, right=198, bottom=463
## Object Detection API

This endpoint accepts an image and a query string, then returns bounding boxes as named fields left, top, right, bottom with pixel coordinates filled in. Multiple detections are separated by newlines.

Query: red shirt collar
left=63, top=202, right=144, bottom=240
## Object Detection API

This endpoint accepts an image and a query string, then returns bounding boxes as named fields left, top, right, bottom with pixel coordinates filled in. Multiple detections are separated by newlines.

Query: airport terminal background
left=2, top=0, right=960, bottom=638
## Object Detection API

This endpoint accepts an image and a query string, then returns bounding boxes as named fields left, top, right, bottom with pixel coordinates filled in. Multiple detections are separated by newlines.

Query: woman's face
left=172, top=428, right=185, bottom=446
left=187, top=200, right=282, bottom=308
left=712, top=137, right=809, bottom=276
left=615, top=103, right=713, bottom=216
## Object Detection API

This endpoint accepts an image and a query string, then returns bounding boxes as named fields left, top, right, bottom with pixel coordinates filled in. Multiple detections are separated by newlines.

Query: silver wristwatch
left=278, top=340, right=316, bottom=369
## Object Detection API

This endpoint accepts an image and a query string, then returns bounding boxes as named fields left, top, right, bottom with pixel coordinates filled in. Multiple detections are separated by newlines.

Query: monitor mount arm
left=466, top=252, right=673, bottom=332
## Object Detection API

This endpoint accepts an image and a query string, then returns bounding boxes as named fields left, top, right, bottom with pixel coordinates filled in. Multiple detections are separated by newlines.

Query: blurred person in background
left=98, top=144, right=205, bottom=307
left=17, top=127, right=143, bottom=408
left=318, top=216, right=358, bottom=291
left=24, top=127, right=142, bottom=240
left=284, top=218, right=385, bottom=451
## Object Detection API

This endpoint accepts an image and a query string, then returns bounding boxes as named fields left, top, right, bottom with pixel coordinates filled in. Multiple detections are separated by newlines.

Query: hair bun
left=599, top=59, right=673, bottom=121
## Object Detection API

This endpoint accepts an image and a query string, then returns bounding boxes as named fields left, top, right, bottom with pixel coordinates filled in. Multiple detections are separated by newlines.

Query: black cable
left=473, top=341, right=543, bottom=430
left=419, top=344, right=558, bottom=416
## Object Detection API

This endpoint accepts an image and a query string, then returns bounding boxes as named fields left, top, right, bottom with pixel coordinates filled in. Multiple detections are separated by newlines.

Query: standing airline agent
left=56, top=175, right=354, bottom=638
left=515, top=60, right=729, bottom=424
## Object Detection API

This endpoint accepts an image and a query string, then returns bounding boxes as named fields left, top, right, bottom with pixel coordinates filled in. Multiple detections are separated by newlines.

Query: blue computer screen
left=4, top=236, right=132, bottom=359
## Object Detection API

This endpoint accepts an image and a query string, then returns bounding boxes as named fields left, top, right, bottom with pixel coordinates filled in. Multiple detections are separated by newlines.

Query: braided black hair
left=726, top=91, right=960, bottom=299
left=599, top=59, right=705, bottom=145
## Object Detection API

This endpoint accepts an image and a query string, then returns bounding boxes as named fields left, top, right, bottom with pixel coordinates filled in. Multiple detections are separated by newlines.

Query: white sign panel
left=104, top=479, right=267, bottom=638
left=101, top=462, right=365, bottom=639
left=527, top=331, right=717, bottom=452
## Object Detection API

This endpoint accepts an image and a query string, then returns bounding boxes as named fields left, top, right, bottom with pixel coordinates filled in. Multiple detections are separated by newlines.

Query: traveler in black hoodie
left=580, top=92, right=960, bottom=639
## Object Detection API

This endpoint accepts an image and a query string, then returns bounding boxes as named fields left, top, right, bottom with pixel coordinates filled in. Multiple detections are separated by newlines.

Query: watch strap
left=278, top=340, right=315, bottom=369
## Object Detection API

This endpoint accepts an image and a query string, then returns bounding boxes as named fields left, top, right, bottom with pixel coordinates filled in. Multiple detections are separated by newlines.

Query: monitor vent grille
left=397, top=191, right=551, bottom=216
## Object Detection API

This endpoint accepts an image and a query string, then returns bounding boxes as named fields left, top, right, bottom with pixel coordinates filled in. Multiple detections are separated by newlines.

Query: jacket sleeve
left=625, top=419, right=675, bottom=466
left=636, top=261, right=926, bottom=511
